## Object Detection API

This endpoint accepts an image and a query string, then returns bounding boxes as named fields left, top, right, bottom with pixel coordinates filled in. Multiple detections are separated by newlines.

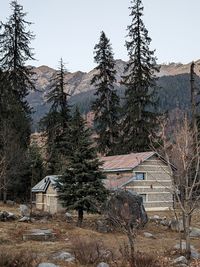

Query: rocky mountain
left=28, top=59, right=200, bottom=130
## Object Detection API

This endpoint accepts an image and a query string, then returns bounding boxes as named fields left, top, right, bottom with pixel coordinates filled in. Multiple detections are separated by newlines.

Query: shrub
left=0, top=250, right=37, bottom=267
left=119, top=243, right=168, bottom=267
left=71, top=236, right=113, bottom=265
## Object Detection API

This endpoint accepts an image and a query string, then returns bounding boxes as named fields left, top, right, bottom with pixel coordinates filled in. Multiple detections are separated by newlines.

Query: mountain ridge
left=28, top=59, right=200, bottom=130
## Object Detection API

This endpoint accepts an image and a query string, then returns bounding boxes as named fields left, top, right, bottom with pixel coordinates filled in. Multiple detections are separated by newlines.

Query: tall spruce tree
left=121, top=0, right=159, bottom=153
left=56, top=107, right=108, bottom=226
left=0, top=1, right=35, bottom=201
left=91, top=31, right=120, bottom=156
left=41, top=59, right=71, bottom=174
left=0, top=0, right=35, bottom=116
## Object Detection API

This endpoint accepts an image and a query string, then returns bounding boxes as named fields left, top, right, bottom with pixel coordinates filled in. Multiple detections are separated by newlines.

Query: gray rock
left=23, top=229, right=55, bottom=241
left=174, top=242, right=200, bottom=259
left=0, top=211, right=17, bottom=221
left=160, top=219, right=170, bottom=227
left=53, top=251, right=75, bottom=262
left=6, top=200, right=15, bottom=206
left=173, top=256, right=188, bottom=265
left=143, top=232, right=156, bottom=239
left=38, top=264, right=59, bottom=267
left=97, top=263, right=110, bottom=267
left=170, top=219, right=184, bottom=232
left=149, top=215, right=163, bottom=224
left=19, top=204, right=30, bottom=217
left=19, top=216, right=31, bottom=222
left=96, top=219, right=111, bottom=233
left=174, top=242, right=195, bottom=251
left=0, top=211, right=9, bottom=221
left=190, top=227, right=200, bottom=238
left=191, top=250, right=200, bottom=259
left=104, top=189, right=148, bottom=228
left=7, top=212, right=17, bottom=220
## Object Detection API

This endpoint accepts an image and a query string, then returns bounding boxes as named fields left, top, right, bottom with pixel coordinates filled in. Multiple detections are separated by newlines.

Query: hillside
left=28, top=60, right=200, bottom=130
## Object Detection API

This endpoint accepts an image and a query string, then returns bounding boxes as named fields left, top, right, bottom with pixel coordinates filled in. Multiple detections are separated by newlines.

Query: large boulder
left=103, top=190, right=148, bottom=228
left=19, top=204, right=30, bottom=217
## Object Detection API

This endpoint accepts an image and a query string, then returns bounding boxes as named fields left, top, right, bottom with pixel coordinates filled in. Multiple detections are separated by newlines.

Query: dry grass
left=0, top=203, right=200, bottom=266
left=0, top=250, right=38, bottom=267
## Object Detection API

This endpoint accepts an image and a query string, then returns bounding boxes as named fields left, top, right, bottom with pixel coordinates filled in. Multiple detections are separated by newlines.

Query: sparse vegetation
left=0, top=250, right=38, bottom=267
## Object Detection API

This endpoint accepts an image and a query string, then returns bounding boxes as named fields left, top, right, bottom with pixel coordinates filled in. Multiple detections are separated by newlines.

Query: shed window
left=135, top=172, right=146, bottom=180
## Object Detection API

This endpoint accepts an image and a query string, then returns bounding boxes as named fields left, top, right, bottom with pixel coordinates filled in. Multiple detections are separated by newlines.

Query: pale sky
left=0, top=0, right=200, bottom=72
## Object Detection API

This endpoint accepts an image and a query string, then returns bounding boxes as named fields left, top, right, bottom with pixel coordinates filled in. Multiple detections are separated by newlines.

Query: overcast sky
left=1, top=0, right=200, bottom=72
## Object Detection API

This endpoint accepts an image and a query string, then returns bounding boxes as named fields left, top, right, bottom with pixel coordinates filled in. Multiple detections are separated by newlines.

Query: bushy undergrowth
left=119, top=243, right=164, bottom=267
left=71, top=236, right=113, bottom=265
left=71, top=237, right=170, bottom=267
left=0, top=250, right=37, bottom=267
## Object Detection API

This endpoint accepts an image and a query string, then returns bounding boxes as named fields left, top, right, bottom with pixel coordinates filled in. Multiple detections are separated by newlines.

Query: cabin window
left=140, top=194, right=147, bottom=203
left=135, top=172, right=146, bottom=180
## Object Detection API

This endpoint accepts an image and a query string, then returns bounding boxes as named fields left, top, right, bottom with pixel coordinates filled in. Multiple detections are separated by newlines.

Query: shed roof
left=32, top=175, right=59, bottom=193
left=101, top=151, right=155, bottom=172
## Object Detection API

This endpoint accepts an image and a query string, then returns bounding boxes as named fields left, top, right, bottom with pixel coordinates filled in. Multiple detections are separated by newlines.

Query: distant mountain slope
left=28, top=60, right=200, bottom=130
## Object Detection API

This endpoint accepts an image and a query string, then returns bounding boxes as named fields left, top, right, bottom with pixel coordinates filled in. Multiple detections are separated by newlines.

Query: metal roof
left=101, top=151, right=155, bottom=171
left=32, top=175, right=59, bottom=193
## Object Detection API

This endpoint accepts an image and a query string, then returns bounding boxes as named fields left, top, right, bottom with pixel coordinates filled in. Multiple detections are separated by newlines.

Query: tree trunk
left=3, top=189, right=7, bottom=204
left=185, top=215, right=191, bottom=259
left=127, top=229, right=135, bottom=267
left=77, top=208, right=83, bottom=227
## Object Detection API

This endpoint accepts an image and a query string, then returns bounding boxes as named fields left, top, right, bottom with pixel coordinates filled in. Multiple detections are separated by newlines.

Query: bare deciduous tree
left=104, top=190, right=148, bottom=266
left=152, top=114, right=200, bottom=259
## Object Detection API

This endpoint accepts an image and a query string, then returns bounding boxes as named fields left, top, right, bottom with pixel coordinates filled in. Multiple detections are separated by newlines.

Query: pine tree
left=41, top=59, right=71, bottom=174
left=0, top=0, right=35, bottom=115
left=0, top=1, right=35, bottom=201
left=91, top=31, right=120, bottom=155
left=121, top=0, right=159, bottom=153
left=56, top=107, right=108, bottom=226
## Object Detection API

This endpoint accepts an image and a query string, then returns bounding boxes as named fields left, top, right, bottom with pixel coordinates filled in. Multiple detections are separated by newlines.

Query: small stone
left=191, top=250, right=200, bottom=259
left=96, top=220, right=110, bottom=233
left=38, top=263, right=59, bottom=267
left=19, top=216, right=31, bottom=222
left=173, top=256, right=188, bottom=265
left=53, top=251, right=75, bottom=262
left=97, top=263, right=110, bottom=267
left=6, top=200, right=15, bottom=206
left=143, top=232, right=156, bottom=239
left=190, top=227, right=200, bottom=238
left=170, top=219, right=184, bottom=232
left=160, top=219, right=170, bottom=227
